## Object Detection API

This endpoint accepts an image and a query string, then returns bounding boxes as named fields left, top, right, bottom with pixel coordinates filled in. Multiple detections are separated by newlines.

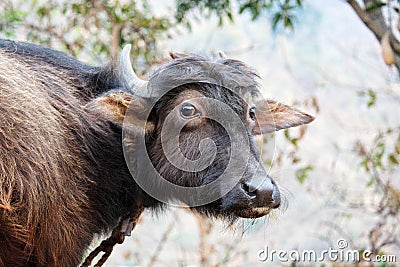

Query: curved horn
left=218, top=50, right=227, bottom=59
left=120, top=44, right=148, bottom=92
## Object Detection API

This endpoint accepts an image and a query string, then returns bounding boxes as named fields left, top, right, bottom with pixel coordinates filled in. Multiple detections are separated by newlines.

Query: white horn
left=120, top=44, right=148, bottom=92
left=218, top=50, right=227, bottom=58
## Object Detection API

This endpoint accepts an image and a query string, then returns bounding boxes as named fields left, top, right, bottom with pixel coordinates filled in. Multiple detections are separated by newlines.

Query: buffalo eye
left=180, top=103, right=200, bottom=119
left=249, top=107, right=257, bottom=121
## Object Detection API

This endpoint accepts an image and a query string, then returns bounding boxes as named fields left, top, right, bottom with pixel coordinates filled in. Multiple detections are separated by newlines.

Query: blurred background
left=1, top=0, right=399, bottom=266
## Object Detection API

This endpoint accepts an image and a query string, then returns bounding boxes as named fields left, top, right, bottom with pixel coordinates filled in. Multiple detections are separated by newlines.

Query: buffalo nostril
left=245, top=179, right=280, bottom=208
left=241, top=182, right=257, bottom=199
left=241, top=180, right=281, bottom=208
left=271, top=188, right=281, bottom=208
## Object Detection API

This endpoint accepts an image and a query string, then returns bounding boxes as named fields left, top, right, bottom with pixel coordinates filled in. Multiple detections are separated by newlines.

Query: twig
left=146, top=221, right=175, bottom=267
left=195, top=213, right=213, bottom=267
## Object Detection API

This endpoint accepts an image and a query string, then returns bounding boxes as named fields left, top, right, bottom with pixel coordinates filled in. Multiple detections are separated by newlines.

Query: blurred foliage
left=0, top=0, right=303, bottom=65
left=0, top=1, right=26, bottom=37
left=0, top=0, right=173, bottom=65
left=176, top=0, right=303, bottom=30
left=295, top=164, right=313, bottom=184
left=274, top=96, right=319, bottom=183
left=358, top=89, right=377, bottom=108
left=354, top=127, right=400, bottom=256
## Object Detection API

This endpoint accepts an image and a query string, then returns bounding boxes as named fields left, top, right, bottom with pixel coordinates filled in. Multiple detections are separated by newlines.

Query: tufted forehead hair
left=146, top=53, right=261, bottom=100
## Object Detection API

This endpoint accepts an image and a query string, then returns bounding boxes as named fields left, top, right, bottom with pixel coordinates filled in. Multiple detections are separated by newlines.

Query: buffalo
left=0, top=39, right=314, bottom=266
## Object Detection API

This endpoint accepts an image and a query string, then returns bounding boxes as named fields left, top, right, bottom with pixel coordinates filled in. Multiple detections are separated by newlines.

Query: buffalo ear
left=252, top=99, right=315, bottom=135
left=86, top=91, right=155, bottom=132
left=168, top=51, right=188, bottom=59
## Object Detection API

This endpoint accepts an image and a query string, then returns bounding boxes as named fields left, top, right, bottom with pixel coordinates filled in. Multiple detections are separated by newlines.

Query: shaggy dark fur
left=0, top=40, right=148, bottom=266
left=0, top=39, right=313, bottom=266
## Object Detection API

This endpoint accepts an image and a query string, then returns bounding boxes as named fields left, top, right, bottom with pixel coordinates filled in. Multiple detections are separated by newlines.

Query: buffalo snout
left=241, top=176, right=281, bottom=209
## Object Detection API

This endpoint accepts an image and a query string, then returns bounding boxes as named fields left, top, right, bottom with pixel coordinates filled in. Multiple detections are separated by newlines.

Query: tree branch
left=145, top=221, right=174, bottom=267
left=195, top=213, right=213, bottom=267
left=347, top=0, right=387, bottom=40
left=347, top=0, right=400, bottom=71
left=111, top=24, right=123, bottom=59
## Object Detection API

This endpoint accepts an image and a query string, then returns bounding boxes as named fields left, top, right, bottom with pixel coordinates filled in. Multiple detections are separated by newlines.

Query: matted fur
left=0, top=42, right=146, bottom=266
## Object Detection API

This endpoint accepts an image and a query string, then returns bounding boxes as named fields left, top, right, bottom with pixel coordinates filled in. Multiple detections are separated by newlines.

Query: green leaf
left=366, top=2, right=386, bottom=12
left=367, top=89, right=377, bottom=108
left=4, top=29, right=16, bottom=37
left=367, top=176, right=375, bottom=187
left=227, top=11, right=233, bottom=21
left=291, top=137, right=298, bottom=146
left=296, top=165, right=313, bottom=184
left=238, top=3, right=250, bottom=14
left=272, top=12, right=282, bottom=30
left=389, top=154, right=399, bottom=165
left=283, top=15, right=294, bottom=30
left=36, top=6, right=48, bottom=16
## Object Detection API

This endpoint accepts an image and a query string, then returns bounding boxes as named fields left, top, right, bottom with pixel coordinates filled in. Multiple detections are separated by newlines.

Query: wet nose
left=242, top=177, right=281, bottom=208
